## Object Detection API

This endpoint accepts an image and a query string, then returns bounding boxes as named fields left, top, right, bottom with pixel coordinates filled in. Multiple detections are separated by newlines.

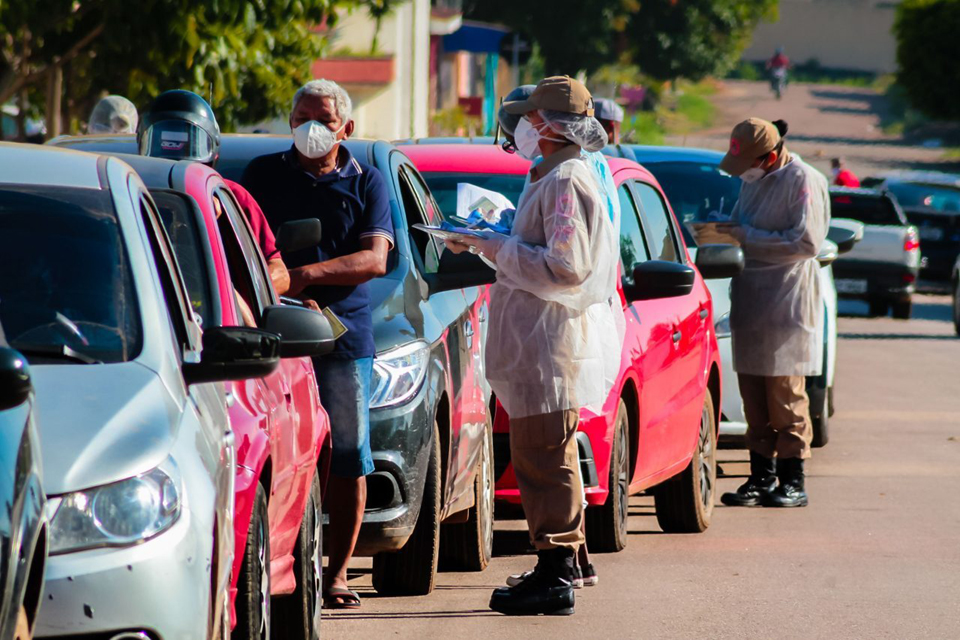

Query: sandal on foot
left=323, top=587, right=361, bottom=610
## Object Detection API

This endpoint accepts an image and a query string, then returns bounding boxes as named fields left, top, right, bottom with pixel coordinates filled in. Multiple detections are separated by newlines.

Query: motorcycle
left=770, top=67, right=788, bottom=100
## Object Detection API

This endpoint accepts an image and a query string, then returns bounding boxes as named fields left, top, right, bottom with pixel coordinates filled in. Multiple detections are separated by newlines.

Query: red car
left=120, top=154, right=335, bottom=639
left=402, top=142, right=741, bottom=551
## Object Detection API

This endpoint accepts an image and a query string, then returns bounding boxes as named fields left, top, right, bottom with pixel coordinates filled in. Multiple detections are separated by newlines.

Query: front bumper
left=36, top=511, right=213, bottom=640
left=832, top=259, right=918, bottom=300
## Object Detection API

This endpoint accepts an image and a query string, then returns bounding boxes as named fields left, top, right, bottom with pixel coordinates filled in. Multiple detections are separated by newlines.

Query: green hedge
left=894, top=0, right=960, bottom=121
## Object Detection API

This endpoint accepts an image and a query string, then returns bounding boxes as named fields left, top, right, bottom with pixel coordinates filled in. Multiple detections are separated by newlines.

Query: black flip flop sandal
left=323, top=587, right=361, bottom=610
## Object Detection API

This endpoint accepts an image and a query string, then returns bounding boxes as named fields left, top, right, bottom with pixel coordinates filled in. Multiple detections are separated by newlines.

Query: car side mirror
left=817, top=240, right=839, bottom=266
left=276, top=219, right=322, bottom=254
left=183, top=326, right=281, bottom=385
left=827, top=223, right=861, bottom=255
left=623, top=261, right=696, bottom=302
left=261, top=304, right=338, bottom=358
left=695, top=244, right=745, bottom=279
left=424, top=250, right=497, bottom=296
left=0, top=347, right=32, bottom=411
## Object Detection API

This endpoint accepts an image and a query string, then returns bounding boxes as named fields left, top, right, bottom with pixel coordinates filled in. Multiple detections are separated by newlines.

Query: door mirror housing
left=695, top=244, right=745, bottom=279
left=261, top=304, right=338, bottom=358
left=424, top=250, right=497, bottom=296
left=817, top=240, right=839, bottom=266
left=623, top=261, right=696, bottom=302
left=827, top=222, right=862, bottom=255
left=183, top=326, right=281, bottom=385
left=0, top=347, right=32, bottom=411
left=276, top=219, right=322, bottom=254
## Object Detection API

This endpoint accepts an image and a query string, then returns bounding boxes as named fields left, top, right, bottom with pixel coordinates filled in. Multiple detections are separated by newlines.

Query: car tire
left=953, top=282, right=960, bottom=336
left=233, top=483, right=270, bottom=640
left=892, top=298, right=912, bottom=320
left=440, top=415, right=494, bottom=571
left=828, top=385, right=836, bottom=418
left=271, top=471, right=322, bottom=640
left=868, top=298, right=889, bottom=317
left=586, top=398, right=629, bottom=553
left=372, top=420, right=441, bottom=596
left=654, top=391, right=716, bottom=533
left=809, top=383, right=830, bottom=448
left=13, top=604, right=29, bottom=640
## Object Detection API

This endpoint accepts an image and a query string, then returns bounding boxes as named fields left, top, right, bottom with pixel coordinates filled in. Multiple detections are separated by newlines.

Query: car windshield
left=0, top=186, right=142, bottom=364
left=151, top=191, right=215, bottom=328
left=830, top=194, right=903, bottom=225
left=886, top=182, right=960, bottom=213
left=420, top=172, right=526, bottom=220
left=642, top=161, right=742, bottom=246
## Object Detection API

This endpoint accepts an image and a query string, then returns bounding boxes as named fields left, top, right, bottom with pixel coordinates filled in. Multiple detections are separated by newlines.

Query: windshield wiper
left=13, top=343, right=103, bottom=365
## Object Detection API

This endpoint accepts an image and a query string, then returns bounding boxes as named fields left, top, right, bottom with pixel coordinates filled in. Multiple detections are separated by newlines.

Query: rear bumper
left=832, top=259, right=918, bottom=299
left=917, top=245, right=959, bottom=281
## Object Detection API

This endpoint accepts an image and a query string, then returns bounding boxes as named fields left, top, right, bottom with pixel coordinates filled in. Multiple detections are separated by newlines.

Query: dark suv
left=50, top=134, right=497, bottom=596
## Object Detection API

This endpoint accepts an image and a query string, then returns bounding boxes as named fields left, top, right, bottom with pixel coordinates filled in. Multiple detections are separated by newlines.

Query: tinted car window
left=886, top=182, right=960, bottom=213
left=0, top=186, right=141, bottom=363
left=644, top=161, right=741, bottom=245
left=421, top=172, right=527, bottom=220
left=618, top=183, right=651, bottom=278
left=398, top=166, right=441, bottom=274
left=830, top=194, right=905, bottom=226
left=634, top=182, right=680, bottom=262
left=216, top=189, right=273, bottom=314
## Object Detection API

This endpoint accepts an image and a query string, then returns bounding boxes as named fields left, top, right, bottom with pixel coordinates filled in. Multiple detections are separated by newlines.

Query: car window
left=215, top=188, right=274, bottom=313
left=645, top=161, right=741, bottom=247
left=0, top=185, right=142, bottom=363
left=887, top=182, right=960, bottom=212
left=830, top=194, right=905, bottom=226
left=398, top=165, right=441, bottom=274
left=634, top=182, right=681, bottom=263
left=617, top=183, right=652, bottom=280
left=421, top=172, right=527, bottom=221
left=151, top=191, right=216, bottom=327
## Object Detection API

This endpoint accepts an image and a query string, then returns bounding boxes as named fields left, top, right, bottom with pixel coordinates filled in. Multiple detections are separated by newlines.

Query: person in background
left=88, top=95, right=139, bottom=134
left=138, top=90, right=289, bottom=295
left=241, top=79, right=394, bottom=610
left=831, top=157, right=861, bottom=188
left=766, top=46, right=791, bottom=73
left=716, top=117, right=830, bottom=510
left=449, top=76, right=621, bottom=616
left=594, top=98, right=624, bottom=146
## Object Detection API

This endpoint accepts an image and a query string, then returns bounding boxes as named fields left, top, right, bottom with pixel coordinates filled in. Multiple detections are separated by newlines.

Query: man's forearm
left=268, top=259, right=290, bottom=295
left=295, top=250, right=387, bottom=287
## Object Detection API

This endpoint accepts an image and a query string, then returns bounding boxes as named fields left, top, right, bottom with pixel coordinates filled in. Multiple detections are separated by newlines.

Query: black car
left=0, top=343, right=47, bottom=640
left=51, top=134, right=497, bottom=596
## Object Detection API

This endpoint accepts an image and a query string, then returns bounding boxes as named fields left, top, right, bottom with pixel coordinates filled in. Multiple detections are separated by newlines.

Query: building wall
left=742, top=0, right=900, bottom=73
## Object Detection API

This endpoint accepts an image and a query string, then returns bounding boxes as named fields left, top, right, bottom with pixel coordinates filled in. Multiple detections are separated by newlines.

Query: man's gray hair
left=292, top=79, right=353, bottom=123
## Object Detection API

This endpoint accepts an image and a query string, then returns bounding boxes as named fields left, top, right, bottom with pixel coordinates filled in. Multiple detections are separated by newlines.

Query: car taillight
left=903, top=273, right=916, bottom=283
left=904, top=232, right=920, bottom=253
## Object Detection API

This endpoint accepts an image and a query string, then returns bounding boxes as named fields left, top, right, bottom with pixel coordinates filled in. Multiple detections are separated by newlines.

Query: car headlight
left=370, top=341, right=430, bottom=409
left=714, top=312, right=731, bottom=339
left=49, top=463, right=181, bottom=554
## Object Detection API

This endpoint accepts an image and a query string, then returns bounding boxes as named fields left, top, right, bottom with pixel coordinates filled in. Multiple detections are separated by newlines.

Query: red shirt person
left=831, top=158, right=860, bottom=188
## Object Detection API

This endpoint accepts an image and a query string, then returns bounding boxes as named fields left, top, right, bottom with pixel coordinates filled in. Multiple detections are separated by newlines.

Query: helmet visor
left=139, top=119, right=215, bottom=163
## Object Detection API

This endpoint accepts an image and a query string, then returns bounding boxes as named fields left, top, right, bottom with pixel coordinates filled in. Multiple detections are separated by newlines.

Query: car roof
left=396, top=136, right=497, bottom=146
left=400, top=143, right=531, bottom=175
left=0, top=141, right=104, bottom=189
left=617, top=144, right=726, bottom=164
left=829, top=186, right=886, bottom=198
left=872, top=170, right=960, bottom=187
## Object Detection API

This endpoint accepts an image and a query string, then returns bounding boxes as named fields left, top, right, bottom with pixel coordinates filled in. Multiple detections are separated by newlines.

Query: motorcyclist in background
left=766, top=47, right=791, bottom=100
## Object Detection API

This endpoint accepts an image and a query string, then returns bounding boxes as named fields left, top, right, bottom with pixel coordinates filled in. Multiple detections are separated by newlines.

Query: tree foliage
left=0, top=0, right=346, bottom=130
left=894, top=0, right=960, bottom=121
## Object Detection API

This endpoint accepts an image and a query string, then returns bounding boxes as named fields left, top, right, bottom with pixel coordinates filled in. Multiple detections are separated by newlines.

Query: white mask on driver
left=292, top=120, right=346, bottom=159
left=740, top=166, right=767, bottom=184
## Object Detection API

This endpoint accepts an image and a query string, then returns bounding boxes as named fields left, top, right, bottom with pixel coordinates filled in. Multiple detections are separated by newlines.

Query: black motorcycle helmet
left=138, top=90, right=220, bottom=166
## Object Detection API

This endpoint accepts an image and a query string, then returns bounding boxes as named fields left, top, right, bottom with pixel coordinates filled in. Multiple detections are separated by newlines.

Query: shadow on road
left=838, top=333, right=957, bottom=341
left=492, top=529, right=534, bottom=558
left=327, top=609, right=499, bottom=620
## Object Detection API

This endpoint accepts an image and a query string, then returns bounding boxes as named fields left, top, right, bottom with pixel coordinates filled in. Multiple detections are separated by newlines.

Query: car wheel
left=809, top=383, right=830, bottom=448
left=372, top=419, right=441, bottom=596
left=440, top=414, right=494, bottom=571
left=586, top=398, right=629, bottom=552
left=828, top=385, right=836, bottom=418
left=13, top=604, right=29, bottom=640
left=272, top=471, right=322, bottom=640
left=233, top=483, right=270, bottom=640
left=892, top=298, right=912, bottom=320
left=868, top=298, right=889, bottom=317
left=654, top=391, right=716, bottom=533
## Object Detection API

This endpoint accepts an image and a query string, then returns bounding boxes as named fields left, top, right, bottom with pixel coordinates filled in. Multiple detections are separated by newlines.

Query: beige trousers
left=510, top=409, right=585, bottom=551
left=739, top=374, right=813, bottom=460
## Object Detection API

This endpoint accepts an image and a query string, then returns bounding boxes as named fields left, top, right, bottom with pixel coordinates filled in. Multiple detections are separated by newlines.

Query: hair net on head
left=498, top=85, right=536, bottom=136
left=539, top=109, right=609, bottom=152
left=89, top=96, right=138, bottom=134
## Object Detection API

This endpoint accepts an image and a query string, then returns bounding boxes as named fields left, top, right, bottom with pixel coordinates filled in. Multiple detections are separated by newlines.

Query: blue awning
left=442, top=20, right=510, bottom=53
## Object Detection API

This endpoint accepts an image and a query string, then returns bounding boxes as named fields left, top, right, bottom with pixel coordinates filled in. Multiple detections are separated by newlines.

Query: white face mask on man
left=292, top=120, right=345, bottom=159
left=740, top=166, right=767, bottom=184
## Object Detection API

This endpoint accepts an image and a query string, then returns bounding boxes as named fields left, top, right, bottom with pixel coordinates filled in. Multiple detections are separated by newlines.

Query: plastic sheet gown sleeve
left=728, top=155, right=831, bottom=377
left=485, top=154, right=624, bottom=419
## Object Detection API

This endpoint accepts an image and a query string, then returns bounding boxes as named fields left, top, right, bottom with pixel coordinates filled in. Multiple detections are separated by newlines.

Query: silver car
left=0, top=143, right=279, bottom=639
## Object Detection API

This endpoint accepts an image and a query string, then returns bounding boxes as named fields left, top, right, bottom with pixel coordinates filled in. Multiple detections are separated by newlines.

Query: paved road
left=666, top=80, right=960, bottom=179
left=323, top=300, right=959, bottom=639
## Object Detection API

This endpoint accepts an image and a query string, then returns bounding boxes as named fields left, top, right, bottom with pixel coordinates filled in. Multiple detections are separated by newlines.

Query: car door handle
left=672, top=330, right=682, bottom=343
left=699, top=308, right=709, bottom=320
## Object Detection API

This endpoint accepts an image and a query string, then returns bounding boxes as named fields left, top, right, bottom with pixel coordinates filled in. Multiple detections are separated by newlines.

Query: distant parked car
left=1, top=142, right=280, bottom=638
left=829, top=187, right=920, bottom=319
left=0, top=344, right=46, bottom=640
left=863, top=171, right=960, bottom=283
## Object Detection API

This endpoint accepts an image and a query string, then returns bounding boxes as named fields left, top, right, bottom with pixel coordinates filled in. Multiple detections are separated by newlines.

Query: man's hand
left=444, top=239, right=473, bottom=254
left=287, top=267, right=312, bottom=298
left=285, top=235, right=391, bottom=296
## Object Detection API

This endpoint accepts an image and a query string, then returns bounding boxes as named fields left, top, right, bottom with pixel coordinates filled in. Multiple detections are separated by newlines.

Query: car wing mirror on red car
left=276, top=218, right=322, bottom=254
left=827, top=223, right=861, bottom=255
left=623, top=261, right=696, bottom=302
left=695, top=244, right=745, bottom=279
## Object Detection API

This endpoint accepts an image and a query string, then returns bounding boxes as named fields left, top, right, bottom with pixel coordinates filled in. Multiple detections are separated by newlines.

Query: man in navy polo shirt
left=242, top=79, right=394, bottom=609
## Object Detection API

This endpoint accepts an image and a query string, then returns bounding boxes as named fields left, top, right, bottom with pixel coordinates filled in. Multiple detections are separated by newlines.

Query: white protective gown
left=487, top=146, right=623, bottom=419
left=729, top=154, right=831, bottom=377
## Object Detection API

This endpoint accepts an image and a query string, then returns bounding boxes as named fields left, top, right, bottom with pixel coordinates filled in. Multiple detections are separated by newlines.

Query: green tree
left=894, top=0, right=960, bottom=121
left=0, top=1, right=348, bottom=134
left=366, top=0, right=409, bottom=55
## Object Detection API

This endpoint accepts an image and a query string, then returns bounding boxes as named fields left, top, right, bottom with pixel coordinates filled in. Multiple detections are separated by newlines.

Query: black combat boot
left=763, top=457, right=808, bottom=507
left=720, top=451, right=777, bottom=507
left=489, top=548, right=576, bottom=616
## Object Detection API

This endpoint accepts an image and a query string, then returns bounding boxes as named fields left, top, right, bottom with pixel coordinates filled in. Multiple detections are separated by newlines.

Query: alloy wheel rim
left=481, top=428, right=495, bottom=557
left=257, top=516, right=270, bottom=639
left=616, top=412, right=629, bottom=537
left=309, top=492, right=322, bottom=631
left=698, top=405, right=714, bottom=511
